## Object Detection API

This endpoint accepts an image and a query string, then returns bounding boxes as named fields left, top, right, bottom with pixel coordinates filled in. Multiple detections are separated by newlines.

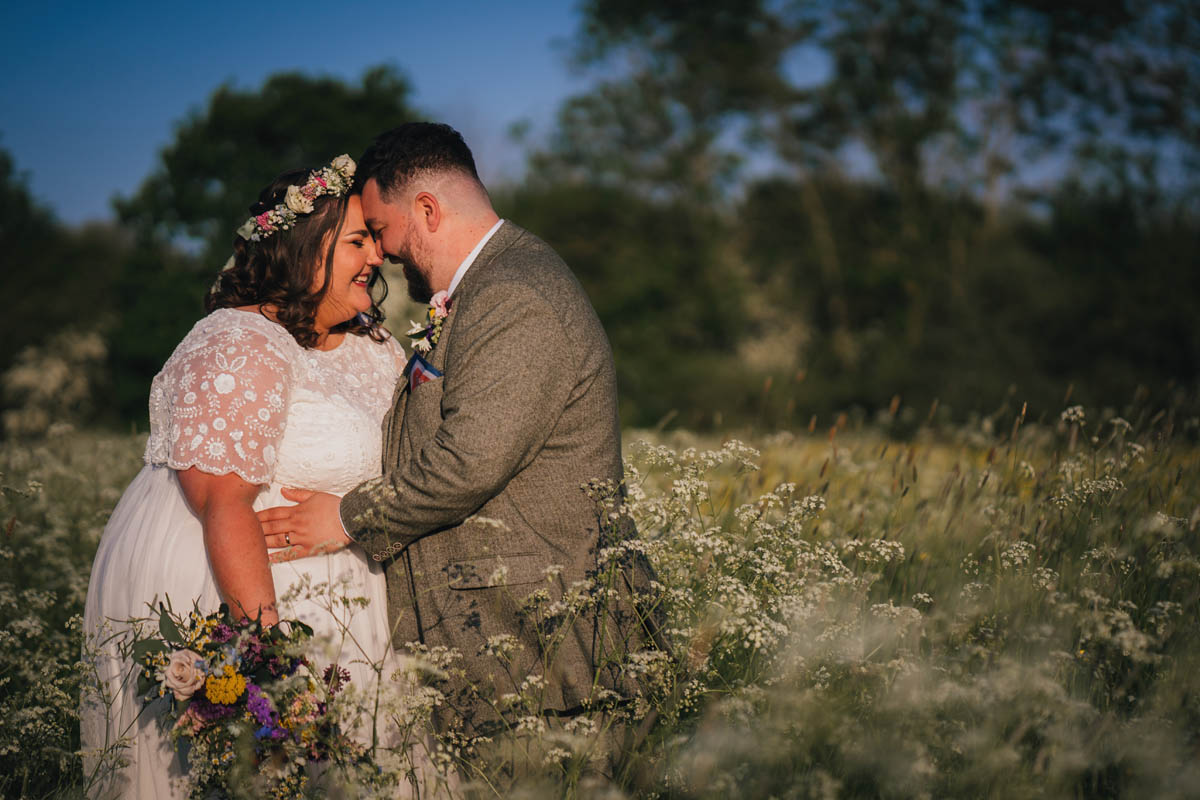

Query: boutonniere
left=407, top=290, right=452, bottom=355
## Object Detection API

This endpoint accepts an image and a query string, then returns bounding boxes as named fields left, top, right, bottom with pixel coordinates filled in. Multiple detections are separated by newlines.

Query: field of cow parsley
left=2, top=397, right=1198, bottom=798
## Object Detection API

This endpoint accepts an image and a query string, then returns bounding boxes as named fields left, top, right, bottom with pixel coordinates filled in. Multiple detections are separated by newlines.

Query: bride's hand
left=257, top=488, right=352, bottom=563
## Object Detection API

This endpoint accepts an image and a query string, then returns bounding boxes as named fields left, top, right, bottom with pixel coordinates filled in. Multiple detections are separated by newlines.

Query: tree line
left=3, top=2, right=1197, bottom=434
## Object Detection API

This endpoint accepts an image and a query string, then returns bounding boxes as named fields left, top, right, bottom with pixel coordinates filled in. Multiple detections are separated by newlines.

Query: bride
left=81, top=155, right=405, bottom=798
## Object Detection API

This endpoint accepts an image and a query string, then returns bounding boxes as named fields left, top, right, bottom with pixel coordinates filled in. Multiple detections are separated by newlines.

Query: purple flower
left=245, top=683, right=277, bottom=727
left=210, top=623, right=234, bottom=643
left=189, top=695, right=236, bottom=722
left=323, top=664, right=351, bottom=697
left=238, top=635, right=264, bottom=667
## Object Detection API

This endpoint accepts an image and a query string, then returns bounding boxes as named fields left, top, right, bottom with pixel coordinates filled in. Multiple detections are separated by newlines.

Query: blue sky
left=0, top=0, right=595, bottom=224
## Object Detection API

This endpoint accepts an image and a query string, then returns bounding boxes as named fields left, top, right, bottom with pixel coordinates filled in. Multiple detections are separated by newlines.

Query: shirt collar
left=448, top=218, right=504, bottom=297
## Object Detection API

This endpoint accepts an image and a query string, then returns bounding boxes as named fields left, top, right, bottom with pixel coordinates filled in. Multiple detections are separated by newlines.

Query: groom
left=259, top=123, right=647, bottom=732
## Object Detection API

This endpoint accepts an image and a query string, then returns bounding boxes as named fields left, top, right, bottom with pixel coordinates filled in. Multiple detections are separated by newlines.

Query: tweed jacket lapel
left=381, top=221, right=522, bottom=470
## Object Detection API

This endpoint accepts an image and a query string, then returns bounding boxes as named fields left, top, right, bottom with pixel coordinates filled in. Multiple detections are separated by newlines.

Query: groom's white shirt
left=448, top=218, right=504, bottom=297
left=333, top=218, right=504, bottom=540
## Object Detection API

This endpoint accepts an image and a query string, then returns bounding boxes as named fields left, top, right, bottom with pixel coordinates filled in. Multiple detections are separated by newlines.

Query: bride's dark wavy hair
left=205, top=166, right=388, bottom=348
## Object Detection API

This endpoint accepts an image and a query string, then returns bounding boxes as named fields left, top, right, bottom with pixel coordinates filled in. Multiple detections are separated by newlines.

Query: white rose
left=213, top=374, right=236, bottom=395
left=331, top=154, right=355, bottom=178
left=162, top=649, right=206, bottom=701
left=284, top=184, right=314, bottom=214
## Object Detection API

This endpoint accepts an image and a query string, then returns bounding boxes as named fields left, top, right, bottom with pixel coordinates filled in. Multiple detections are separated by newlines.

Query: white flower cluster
left=235, top=154, right=356, bottom=242
left=1053, top=476, right=1125, bottom=509
left=999, top=540, right=1035, bottom=571
left=1061, top=405, right=1087, bottom=426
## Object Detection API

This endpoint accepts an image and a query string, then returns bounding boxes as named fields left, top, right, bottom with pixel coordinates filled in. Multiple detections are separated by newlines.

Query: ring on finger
left=285, top=533, right=291, bottom=546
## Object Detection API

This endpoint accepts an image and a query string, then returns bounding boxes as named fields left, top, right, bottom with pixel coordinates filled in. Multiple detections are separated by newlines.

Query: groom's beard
left=402, top=262, right=434, bottom=304
left=395, top=234, right=435, bottom=303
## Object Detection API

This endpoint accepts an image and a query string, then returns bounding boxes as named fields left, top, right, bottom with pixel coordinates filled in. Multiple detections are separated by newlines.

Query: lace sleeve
left=152, top=320, right=293, bottom=485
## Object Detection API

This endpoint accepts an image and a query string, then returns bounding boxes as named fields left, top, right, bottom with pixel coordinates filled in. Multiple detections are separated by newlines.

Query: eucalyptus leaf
left=158, top=605, right=183, bottom=645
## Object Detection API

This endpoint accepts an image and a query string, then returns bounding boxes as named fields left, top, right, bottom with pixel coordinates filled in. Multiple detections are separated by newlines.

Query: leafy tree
left=0, top=147, right=65, bottom=373
left=526, top=1, right=1200, bottom=424
left=117, top=65, right=420, bottom=261
left=572, top=0, right=1200, bottom=203
left=496, top=182, right=745, bottom=427
left=106, top=66, right=421, bottom=423
left=0, top=149, right=130, bottom=405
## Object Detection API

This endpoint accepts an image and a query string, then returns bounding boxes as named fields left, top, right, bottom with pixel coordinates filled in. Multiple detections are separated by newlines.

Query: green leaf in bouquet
left=131, top=636, right=168, bottom=663
left=158, top=603, right=184, bottom=645
left=136, top=670, right=157, bottom=698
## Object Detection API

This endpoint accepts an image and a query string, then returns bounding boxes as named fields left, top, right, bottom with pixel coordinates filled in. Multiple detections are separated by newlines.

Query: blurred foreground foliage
left=3, top=397, right=1200, bottom=797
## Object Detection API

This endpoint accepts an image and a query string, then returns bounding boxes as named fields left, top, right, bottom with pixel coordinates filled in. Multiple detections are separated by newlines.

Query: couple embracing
left=82, top=123, right=653, bottom=797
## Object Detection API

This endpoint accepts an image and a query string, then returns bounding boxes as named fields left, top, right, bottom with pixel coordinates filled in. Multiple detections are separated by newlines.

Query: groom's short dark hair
left=357, top=122, right=482, bottom=198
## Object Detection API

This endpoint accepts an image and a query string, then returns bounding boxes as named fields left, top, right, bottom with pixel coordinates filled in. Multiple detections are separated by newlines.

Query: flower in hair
left=235, top=155, right=356, bottom=242
left=284, top=185, right=313, bottom=214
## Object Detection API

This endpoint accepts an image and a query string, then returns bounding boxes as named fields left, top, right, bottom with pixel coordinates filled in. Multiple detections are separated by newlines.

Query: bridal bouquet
left=132, top=604, right=367, bottom=799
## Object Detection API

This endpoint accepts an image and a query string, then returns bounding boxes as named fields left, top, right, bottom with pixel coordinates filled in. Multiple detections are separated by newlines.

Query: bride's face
left=312, top=195, right=382, bottom=333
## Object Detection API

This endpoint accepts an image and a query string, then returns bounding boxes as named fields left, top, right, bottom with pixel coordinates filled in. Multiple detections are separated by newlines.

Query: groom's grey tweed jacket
left=340, top=221, right=644, bottom=730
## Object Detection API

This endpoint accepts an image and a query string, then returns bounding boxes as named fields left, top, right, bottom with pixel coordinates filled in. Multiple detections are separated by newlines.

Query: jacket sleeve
left=338, top=279, right=575, bottom=559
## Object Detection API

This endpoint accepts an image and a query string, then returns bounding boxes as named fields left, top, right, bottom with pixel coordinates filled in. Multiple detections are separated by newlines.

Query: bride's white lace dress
left=81, top=308, right=404, bottom=799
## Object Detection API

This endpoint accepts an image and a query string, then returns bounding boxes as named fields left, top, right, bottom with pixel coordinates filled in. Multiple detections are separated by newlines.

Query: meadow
left=2, top=396, right=1198, bottom=798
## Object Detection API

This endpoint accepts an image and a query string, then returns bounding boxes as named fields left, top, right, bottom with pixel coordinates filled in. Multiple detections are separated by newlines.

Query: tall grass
left=1, top=398, right=1197, bottom=798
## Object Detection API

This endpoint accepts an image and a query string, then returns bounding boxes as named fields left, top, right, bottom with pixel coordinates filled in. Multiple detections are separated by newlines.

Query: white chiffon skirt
left=81, top=465, right=397, bottom=799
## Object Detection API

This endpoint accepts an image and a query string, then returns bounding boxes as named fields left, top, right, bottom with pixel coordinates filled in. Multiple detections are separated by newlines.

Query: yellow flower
left=204, top=664, right=247, bottom=705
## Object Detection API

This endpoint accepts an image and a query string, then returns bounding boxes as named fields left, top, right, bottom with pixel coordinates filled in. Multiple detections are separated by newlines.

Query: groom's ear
left=414, top=191, right=441, bottom=233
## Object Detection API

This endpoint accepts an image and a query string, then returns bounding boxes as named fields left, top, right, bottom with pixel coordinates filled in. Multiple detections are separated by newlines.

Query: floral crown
left=234, top=154, right=356, bottom=242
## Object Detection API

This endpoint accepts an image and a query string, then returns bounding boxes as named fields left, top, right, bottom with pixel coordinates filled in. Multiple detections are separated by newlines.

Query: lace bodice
left=145, top=308, right=404, bottom=491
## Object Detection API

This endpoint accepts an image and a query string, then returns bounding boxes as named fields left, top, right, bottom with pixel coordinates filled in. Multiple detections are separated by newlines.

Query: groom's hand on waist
left=257, top=488, right=352, bottom=563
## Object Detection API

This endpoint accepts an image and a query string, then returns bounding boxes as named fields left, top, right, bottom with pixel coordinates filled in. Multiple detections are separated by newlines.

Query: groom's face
left=361, top=178, right=434, bottom=303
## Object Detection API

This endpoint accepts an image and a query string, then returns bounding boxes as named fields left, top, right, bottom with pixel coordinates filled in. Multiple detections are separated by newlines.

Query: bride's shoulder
left=182, top=308, right=296, bottom=349
left=164, top=308, right=300, bottom=372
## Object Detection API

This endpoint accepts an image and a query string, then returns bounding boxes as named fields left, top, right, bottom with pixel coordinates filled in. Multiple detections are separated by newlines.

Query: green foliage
left=503, top=1, right=1200, bottom=427
left=737, top=175, right=1178, bottom=418
left=0, top=152, right=130, bottom=394
left=0, top=429, right=143, bottom=798
left=576, top=0, right=1200, bottom=199
left=115, top=65, right=419, bottom=261
left=495, top=182, right=746, bottom=428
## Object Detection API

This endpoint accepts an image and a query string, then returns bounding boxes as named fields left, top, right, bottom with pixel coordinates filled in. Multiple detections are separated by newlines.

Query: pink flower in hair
left=313, top=175, right=327, bottom=188
left=256, top=213, right=274, bottom=230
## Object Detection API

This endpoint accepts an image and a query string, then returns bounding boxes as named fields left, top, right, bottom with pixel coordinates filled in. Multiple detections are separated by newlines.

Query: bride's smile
left=313, top=194, right=384, bottom=344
